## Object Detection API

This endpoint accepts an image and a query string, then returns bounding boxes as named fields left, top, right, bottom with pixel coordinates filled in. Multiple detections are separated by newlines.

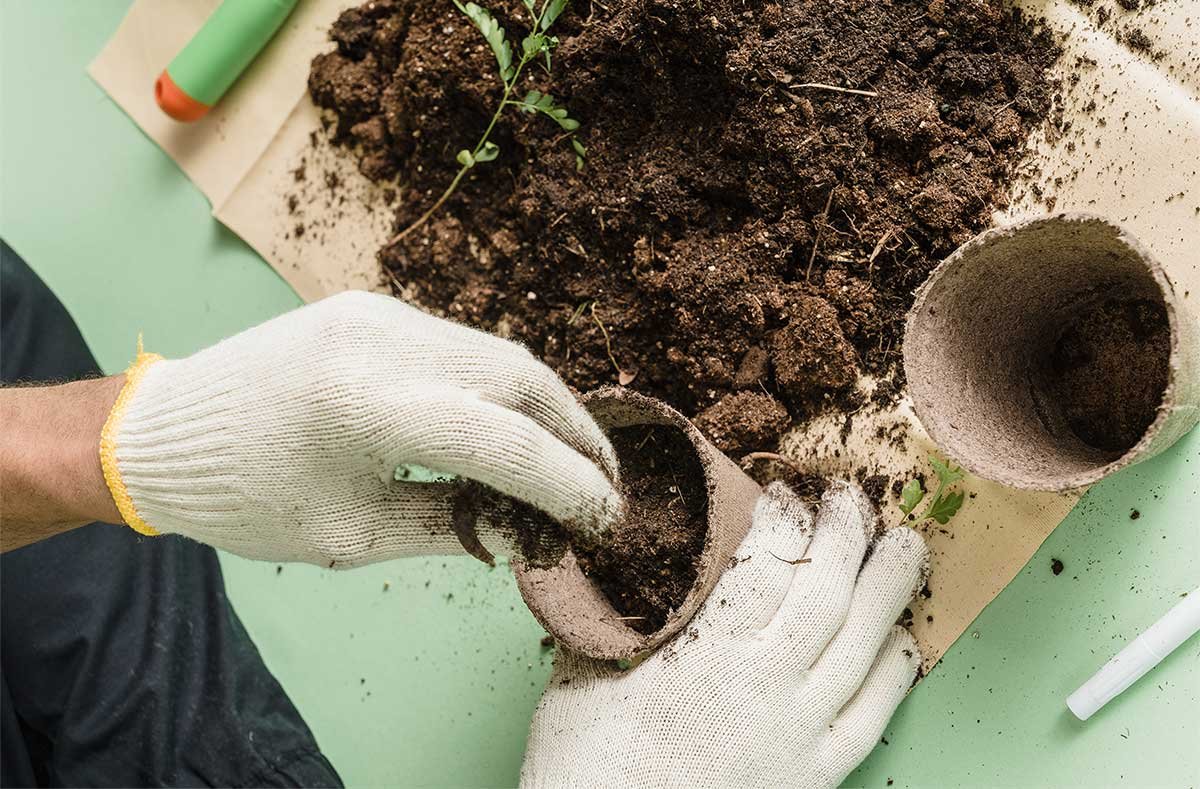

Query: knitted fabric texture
left=112, top=291, right=621, bottom=567
left=100, top=342, right=164, bottom=536
left=521, top=482, right=929, bottom=789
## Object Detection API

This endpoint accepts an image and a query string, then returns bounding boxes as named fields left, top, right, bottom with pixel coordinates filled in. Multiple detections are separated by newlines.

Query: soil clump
left=1047, top=297, right=1169, bottom=453
left=307, top=0, right=1061, bottom=471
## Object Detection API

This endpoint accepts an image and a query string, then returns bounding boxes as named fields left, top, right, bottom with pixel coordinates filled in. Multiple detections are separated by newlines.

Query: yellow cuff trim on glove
left=100, top=339, right=164, bottom=537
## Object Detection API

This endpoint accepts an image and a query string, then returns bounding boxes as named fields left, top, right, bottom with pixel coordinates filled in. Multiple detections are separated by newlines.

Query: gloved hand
left=521, top=481, right=929, bottom=789
left=101, top=290, right=621, bottom=567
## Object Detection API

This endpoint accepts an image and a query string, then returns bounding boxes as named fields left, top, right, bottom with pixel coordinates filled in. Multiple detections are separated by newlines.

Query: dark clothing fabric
left=1, top=241, right=341, bottom=788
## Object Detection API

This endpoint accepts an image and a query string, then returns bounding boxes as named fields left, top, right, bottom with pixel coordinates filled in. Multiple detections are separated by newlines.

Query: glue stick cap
left=154, top=0, right=299, bottom=123
left=155, top=70, right=210, bottom=122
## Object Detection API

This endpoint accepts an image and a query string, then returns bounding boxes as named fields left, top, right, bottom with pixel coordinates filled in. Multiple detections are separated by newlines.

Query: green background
left=2, top=2, right=1196, bottom=786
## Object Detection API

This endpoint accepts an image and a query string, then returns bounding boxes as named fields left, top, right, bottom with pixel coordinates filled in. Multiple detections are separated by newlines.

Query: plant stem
left=389, top=12, right=543, bottom=245
left=741, top=451, right=809, bottom=475
left=388, top=164, right=472, bottom=245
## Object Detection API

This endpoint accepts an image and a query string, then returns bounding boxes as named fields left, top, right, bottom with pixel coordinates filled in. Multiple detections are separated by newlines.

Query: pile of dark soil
left=1047, top=297, right=1170, bottom=453
left=573, top=424, right=708, bottom=634
left=308, top=0, right=1061, bottom=459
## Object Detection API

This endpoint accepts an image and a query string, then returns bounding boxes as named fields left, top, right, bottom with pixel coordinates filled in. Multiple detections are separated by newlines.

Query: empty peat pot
left=904, top=213, right=1200, bottom=491
left=512, top=387, right=761, bottom=661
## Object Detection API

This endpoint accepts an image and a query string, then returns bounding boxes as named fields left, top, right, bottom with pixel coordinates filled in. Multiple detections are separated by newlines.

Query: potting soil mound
left=573, top=424, right=708, bottom=634
left=1047, top=297, right=1170, bottom=453
left=308, top=0, right=1060, bottom=461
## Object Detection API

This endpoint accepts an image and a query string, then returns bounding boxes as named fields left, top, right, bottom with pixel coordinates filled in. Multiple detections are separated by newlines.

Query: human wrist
left=77, top=376, right=128, bottom=523
left=0, top=376, right=124, bottom=547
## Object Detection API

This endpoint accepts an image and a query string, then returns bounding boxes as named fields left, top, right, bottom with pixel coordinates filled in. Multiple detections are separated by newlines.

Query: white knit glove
left=521, top=481, right=929, bottom=789
left=102, top=290, right=621, bottom=567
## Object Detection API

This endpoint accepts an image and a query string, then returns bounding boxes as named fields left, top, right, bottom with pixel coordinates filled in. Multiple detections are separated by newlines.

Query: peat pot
left=904, top=213, right=1200, bottom=491
left=512, top=386, right=761, bottom=661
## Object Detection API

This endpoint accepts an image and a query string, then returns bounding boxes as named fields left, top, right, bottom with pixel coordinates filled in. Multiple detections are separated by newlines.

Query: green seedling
left=898, top=455, right=966, bottom=527
left=391, top=0, right=583, bottom=244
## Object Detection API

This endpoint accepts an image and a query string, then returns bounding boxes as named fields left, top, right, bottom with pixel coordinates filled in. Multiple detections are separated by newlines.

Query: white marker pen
left=1067, top=588, right=1200, bottom=721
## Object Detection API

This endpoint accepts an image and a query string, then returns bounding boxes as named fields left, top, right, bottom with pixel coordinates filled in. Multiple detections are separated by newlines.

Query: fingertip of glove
left=869, top=526, right=931, bottom=593
left=817, top=479, right=880, bottom=541
left=567, top=483, right=625, bottom=547
left=755, top=481, right=814, bottom=532
left=595, top=434, right=622, bottom=486
left=885, top=625, right=923, bottom=673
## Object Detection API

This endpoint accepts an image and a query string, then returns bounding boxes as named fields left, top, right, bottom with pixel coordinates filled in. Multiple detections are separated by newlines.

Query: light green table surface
left=2, top=3, right=1197, bottom=787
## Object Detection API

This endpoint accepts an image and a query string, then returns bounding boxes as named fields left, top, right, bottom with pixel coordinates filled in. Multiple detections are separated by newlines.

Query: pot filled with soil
left=512, top=386, right=761, bottom=661
left=903, top=213, right=1200, bottom=491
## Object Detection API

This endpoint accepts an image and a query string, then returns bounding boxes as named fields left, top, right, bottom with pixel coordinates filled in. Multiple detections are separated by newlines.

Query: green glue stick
left=155, top=0, right=299, bottom=122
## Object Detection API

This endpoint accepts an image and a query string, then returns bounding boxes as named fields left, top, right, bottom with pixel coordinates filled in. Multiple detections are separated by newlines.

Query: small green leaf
left=540, top=0, right=569, bottom=31
left=454, top=1, right=515, bottom=81
left=519, top=89, right=552, bottom=113
left=898, top=479, right=924, bottom=516
left=522, top=33, right=544, bottom=57
left=571, top=138, right=587, bottom=157
left=547, top=105, right=580, bottom=130
left=456, top=149, right=475, bottom=167
left=517, top=91, right=581, bottom=131
left=926, top=491, right=965, bottom=524
left=928, top=454, right=965, bottom=486
left=475, top=141, right=500, bottom=162
left=521, top=0, right=536, bottom=13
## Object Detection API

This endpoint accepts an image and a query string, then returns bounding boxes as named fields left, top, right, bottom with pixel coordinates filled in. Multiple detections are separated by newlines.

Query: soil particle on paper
left=1066, top=0, right=1164, bottom=61
left=307, top=0, right=1060, bottom=483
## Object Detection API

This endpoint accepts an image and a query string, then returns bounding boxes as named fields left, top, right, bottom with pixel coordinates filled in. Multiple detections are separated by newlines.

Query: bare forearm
left=1, top=376, right=124, bottom=552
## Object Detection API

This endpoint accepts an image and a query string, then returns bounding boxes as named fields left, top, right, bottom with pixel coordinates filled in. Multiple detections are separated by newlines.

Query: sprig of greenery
left=898, top=455, right=966, bottom=527
left=390, top=0, right=584, bottom=244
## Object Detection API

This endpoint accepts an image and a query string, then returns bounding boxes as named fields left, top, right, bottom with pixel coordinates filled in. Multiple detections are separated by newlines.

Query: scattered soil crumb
left=859, top=473, right=891, bottom=510
left=1130, top=509, right=1141, bottom=520
left=1051, top=557, right=1065, bottom=575
left=1122, top=27, right=1155, bottom=56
